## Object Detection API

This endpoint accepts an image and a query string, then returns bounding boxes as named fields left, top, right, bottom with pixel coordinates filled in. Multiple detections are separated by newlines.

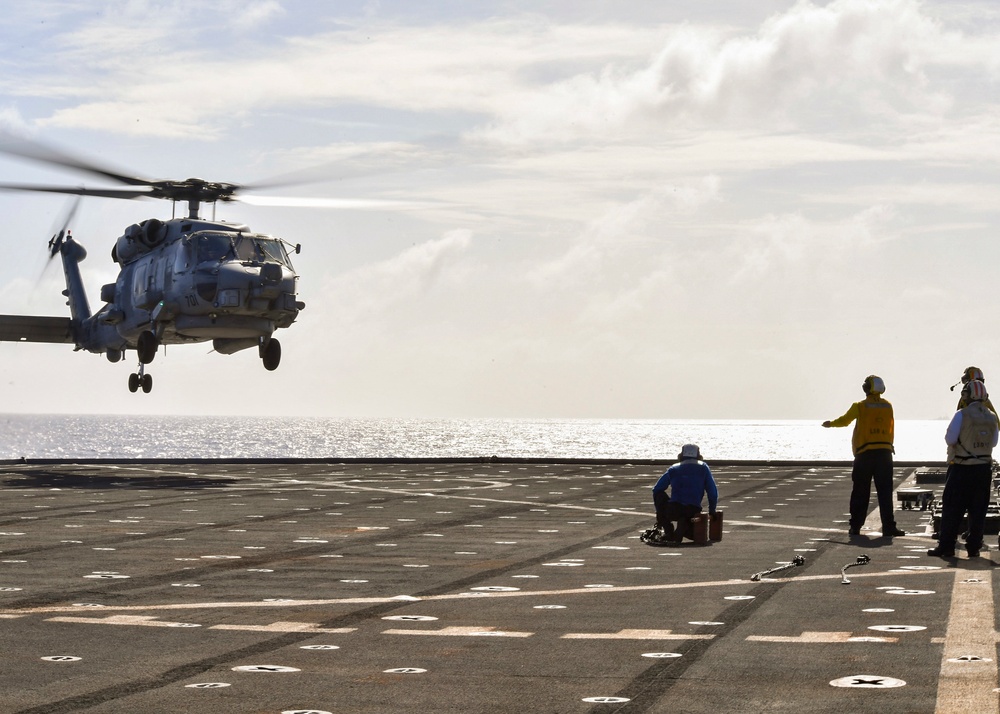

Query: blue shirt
left=652, top=460, right=718, bottom=512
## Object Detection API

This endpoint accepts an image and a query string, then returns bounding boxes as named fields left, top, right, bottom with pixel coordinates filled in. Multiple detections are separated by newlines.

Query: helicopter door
left=132, top=265, right=148, bottom=307
left=132, top=258, right=163, bottom=311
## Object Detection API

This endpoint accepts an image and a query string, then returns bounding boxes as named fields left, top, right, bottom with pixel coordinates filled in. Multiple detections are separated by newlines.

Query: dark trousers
left=849, top=449, right=896, bottom=531
left=654, top=492, right=701, bottom=541
left=937, top=462, right=993, bottom=553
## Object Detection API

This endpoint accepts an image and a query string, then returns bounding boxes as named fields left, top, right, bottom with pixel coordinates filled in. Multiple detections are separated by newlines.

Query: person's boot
left=927, top=546, right=955, bottom=558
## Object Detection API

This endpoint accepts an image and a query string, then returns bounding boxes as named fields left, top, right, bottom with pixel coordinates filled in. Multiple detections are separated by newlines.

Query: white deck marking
left=4, top=568, right=954, bottom=617
left=47, top=615, right=201, bottom=628
left=562, top=629, right=714, bottom=640
left=209, top=621, right=356, bottom=633
left=383, top=626, right=532, bottom=637
left=935, top=570, right=998, bottom=714
left=747, top=632, right=897, bottom=643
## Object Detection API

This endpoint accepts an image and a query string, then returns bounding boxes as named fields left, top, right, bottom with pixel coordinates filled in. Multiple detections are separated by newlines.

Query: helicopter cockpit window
left=257, top=238, right=292, bottom=267
left=195, top=233, right=233, bottom=263
left=232, top=234, right=292, bottom=267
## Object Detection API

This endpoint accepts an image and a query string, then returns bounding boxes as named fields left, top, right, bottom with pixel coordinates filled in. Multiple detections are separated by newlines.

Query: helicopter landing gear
left=128, top=363, right=152, bottom=393
left=137, top=330, right=158, bottom=364
left=260, top=337, right=281, bottom=371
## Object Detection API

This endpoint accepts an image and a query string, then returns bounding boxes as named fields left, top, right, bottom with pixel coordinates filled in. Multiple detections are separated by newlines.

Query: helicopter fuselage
left=68, top=216, right=303, bottom=364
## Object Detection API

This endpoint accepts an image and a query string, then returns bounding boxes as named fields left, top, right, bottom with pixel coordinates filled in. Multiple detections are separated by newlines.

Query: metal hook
left=750, top=555, right=805, bottom=581
left=841, top=554, right=871, bottom=584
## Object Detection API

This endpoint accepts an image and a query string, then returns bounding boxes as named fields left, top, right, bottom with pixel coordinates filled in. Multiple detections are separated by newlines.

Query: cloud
left=5, top=0, right=993, bottom=157
left=528, top=176, right=721, bottom=286
left=474, top=0, right=984, bottom=145
left=230, top=0, right=285, bottom=31
left=315, top=229, right=473, bottom=334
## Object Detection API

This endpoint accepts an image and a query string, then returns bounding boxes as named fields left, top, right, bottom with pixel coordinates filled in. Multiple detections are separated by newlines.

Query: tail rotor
left=47, top=195, right=81, bottom=260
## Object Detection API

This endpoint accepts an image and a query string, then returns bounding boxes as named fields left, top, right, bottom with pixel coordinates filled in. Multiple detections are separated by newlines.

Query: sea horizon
left=0, top=414, right=952, bottom=462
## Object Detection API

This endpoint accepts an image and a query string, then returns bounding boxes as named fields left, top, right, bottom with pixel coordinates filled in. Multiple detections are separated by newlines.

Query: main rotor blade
left=0, top=132, right=156, bottom=187
left=238, top=194, right=440, bottom=210
left=0, top=182, right=152, bottom=200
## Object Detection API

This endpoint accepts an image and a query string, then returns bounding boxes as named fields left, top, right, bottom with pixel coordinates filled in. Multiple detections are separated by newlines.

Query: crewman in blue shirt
left=652, top=444, right=719, bottom=543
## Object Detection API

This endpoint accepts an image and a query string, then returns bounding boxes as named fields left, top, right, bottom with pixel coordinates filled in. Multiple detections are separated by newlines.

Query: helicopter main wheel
left=141, top=373, right=153, bottom=393
left=137, top=330, right=158, bottom=364
left=128, top=373, right=140, bottom=393
left=261, top=338, right=281, bottom=371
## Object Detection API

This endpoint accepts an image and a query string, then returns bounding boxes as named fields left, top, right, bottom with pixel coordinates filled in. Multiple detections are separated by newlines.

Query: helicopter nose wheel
left=128, top=363, right=153, bottom=393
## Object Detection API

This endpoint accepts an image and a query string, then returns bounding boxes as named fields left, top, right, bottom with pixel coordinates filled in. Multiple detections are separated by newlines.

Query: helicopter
left=0, top=137, right=305, bottom=393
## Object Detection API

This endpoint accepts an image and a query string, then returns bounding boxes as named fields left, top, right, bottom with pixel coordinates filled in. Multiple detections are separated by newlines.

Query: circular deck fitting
left=830, top=675, right=905, bottom=689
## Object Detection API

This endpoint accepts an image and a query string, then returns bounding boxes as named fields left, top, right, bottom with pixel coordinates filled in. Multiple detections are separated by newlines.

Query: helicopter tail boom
left=57, top=235, right=92, bottom=323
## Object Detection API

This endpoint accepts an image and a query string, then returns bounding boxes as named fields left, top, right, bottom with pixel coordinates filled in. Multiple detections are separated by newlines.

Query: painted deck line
left=4, top=567, right=955, bottom=617
left=383, top=626, right=533, bottom=637
left=561, top=629, right=715, bottom=640
left=746, top=632, right=897, bottom=643
left=935, top=570, right=999, bottom=713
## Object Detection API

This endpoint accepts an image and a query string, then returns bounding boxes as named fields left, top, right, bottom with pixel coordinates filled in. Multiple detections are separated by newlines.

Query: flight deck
left=0, top=459, right=990, bottom=713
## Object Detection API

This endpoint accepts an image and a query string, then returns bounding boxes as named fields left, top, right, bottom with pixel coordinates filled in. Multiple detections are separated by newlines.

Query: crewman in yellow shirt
left=823, top=375, right=905, bottom=537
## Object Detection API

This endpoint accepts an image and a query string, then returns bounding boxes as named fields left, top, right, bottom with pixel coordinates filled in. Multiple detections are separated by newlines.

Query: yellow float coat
left=828, top=397, right=894, bottom=456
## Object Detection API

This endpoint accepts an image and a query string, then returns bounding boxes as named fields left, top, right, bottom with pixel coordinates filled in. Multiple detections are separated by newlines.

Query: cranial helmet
left=862, top=375, right=885, bottom=395
left=963, top=366, right=986, bottom=384
left=678, top=444, right=702, bottom=461
left=964, top=379, right=989, bottom=402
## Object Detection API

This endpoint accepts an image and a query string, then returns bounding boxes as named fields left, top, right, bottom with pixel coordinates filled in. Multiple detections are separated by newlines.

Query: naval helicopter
left=0, top=137, right=306, bottom=393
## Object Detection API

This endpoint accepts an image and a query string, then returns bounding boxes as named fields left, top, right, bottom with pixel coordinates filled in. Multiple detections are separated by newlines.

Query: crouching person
left=652, top=444, right=719, bottom=543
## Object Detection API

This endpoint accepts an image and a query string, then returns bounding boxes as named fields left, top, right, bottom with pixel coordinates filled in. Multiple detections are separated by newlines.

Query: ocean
left=0, top=415, right=951, bottom=462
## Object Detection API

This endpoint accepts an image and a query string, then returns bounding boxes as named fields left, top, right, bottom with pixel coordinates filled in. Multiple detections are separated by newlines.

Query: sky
left=0, top=0, right=997, bottom=419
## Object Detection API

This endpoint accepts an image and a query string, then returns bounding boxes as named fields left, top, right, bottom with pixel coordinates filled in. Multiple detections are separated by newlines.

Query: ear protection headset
left=862, top=375, right=885, bottom=395
left=963, top=379, right=989, bottom=402
left=952, top=366, right=985, bottom=391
